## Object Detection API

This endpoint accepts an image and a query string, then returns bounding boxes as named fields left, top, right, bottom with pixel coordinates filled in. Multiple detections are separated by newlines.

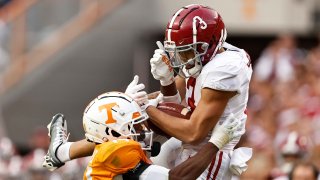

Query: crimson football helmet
left=164, top=4, right=227, bottom=78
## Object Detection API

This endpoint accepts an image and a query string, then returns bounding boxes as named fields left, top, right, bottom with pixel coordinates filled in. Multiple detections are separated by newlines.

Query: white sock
left=57, top=142, right=72, bottom=162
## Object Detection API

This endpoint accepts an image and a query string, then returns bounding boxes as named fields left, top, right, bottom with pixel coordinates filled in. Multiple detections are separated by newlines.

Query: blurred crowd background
left=0, top=0, right=319, bottom=179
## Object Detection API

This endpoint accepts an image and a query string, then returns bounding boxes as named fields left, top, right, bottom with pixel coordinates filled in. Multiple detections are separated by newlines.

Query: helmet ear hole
left=111, top=130, right=121, bottom=137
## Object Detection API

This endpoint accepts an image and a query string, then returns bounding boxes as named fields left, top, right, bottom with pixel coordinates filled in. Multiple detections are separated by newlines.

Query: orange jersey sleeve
left=83, top=139, right=150, bottom=180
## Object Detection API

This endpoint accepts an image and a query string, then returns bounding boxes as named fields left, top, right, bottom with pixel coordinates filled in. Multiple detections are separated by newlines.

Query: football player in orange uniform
left=81, top=91, right=170, bottom=180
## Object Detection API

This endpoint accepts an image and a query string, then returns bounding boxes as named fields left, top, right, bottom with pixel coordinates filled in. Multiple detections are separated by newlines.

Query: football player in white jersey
left=146, top=4, right=253, bottom=180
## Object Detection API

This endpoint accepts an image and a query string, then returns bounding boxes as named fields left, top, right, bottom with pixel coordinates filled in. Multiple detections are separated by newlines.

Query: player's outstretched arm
left=168, top=114, right=242, bottom=180
left=43, top=75, right=147, bottom=171
left=42, top=113, right=95, bottom=171
left=69, top=139, right=95, bottom=159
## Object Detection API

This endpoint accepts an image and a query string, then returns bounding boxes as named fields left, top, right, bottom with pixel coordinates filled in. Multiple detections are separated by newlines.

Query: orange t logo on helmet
left=99, top=103, right=117, bottom=124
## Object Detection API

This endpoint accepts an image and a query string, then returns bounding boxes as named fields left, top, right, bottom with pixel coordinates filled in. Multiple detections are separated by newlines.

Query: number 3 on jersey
left=186, top=77, right=196, bottom=112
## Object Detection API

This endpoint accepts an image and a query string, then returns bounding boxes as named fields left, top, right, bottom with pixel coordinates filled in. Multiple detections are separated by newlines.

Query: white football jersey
left=182, top=42, right=253, bottom=152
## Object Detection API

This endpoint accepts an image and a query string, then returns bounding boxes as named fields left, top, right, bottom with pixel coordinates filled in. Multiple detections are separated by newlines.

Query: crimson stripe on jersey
left=212, top=151, right=223, bottom=179
left=206, top=154, right=217, bottom=180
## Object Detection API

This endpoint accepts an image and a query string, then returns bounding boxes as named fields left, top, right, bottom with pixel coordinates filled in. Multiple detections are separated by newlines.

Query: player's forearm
left=169, top=143, right=218, bottom=180
left=146, top=106, right=198, bottom=144
left=69, top=139, right=95, bottom=159
left=160, top=81, right=178, bottom=96
left=160, top=76, right=186, bottom=99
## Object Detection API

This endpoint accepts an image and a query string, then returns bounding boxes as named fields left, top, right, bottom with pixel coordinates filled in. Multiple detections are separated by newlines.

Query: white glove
left=142, top=93, right=163, bottom=110
left=229, top=147, right=252, bottom=175
left=125, top=75, right=148, bottom=105
left=150, top=44, right=174, bottom=86
left=209, top=113, right=243, bottom=149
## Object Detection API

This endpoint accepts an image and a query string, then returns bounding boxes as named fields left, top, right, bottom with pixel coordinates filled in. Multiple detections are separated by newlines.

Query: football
left=146, top=102, right=191, bottom=138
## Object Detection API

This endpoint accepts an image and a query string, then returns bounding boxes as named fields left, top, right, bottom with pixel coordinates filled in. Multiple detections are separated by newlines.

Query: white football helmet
left=83, top=91, right=153, bottom=150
